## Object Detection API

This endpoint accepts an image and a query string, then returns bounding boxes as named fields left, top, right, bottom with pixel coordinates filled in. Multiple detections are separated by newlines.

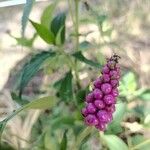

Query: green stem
left=130, top=139, right=150, bottom=150
left=74, top=0, right=79, bottom=51
left=74, top=0, right=81, bottom=89
left=75, top=127, right=93, bottom=149
left=0, top=106, right=25, bottom=145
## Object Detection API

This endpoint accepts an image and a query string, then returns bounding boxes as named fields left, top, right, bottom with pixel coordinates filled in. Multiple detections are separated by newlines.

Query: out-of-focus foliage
left=0, top=0, right=150, bottom=150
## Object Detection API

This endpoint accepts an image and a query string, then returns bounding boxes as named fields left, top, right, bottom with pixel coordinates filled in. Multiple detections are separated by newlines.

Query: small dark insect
left=110, top=53, right=121, bottom=63
left=84, top=1, right=90, bottom=11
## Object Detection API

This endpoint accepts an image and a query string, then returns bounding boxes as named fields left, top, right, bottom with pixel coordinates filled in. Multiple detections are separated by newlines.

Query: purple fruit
left=81, top=108, right=88, bottom=117
left=95, top=123, right=106, bottom=131
left=81, top=54, right=121, bottom=131
left=103, top=74, right=110, bottom=82
left=86, top=103, right=96, bottom=113
left=85, top=114, right=98, bottom=126
left=106, top=104, right=115, bottom=113
left=101, top=83, right=112, bottom=94
left=107, top=61, right=116, bottom=69
left=94, top=100, right=105, bottom=109
left=86, top=93, right=94, bottom=102
left=111, top=88, right=119, bottom=97
left=93, top=88, right=103, bottom=99
left=102, top=65, right=110, bottom=74
left=110, top=80, right=118, bottom=87
left=93, top=77, right=103, bottom=88
left=107, top=113, right=113, bottom=123
left=104, top=94, right=115, bottom=105
left=110, top=70, right=120, bottom=79
left=97, top=110, right=109, bottom=123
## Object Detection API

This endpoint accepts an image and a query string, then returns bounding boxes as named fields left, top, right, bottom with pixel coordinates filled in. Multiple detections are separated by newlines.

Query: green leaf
left=0, top=121, right=7, bottom=141
left=76, top=127, right=92, bottom=148
left=111, top=102, right=126, bottom=126
left=30, top=20, right=55, bottom=44
left=51, top=116, right=75, bottom=130
left=59, top=71, right=73, bottom=102
left=76, top=89, right=87, bottom=104
left=50, top=12, right=66, bottom=44
left=41, top=2, right=57, bottom=28
left=11, top=92, right=29, bottom=105
left=53, top=78, right=64, bottom=90
left=22, top=0, right=35, bottom=36
left=138, top=89, right=150, bottom=101
left=18, top=51, right=56, bottom=96
left=101, top=134, right=128, bottom=150
left=72, top=51, right=101, bottom=68
left=44, top=130, right=59, bottom=150
left=55, top=25, right=65, bottom=45
left=24, top=96, right=56, bottom=109
left=79, top=41, right=93, bottom=51
left=0, top=96, right=56, bottom=141
left=131, top=135, right=150, bottom=150
left=60, top=130, right=68, bottom=150
left=120, top=72, right=137, bottom=96
left=10, top=33, right=37, bottom=47
left=97, top=14, right=107, bottom=25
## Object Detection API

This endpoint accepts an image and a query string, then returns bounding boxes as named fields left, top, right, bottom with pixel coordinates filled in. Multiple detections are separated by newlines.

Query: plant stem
left=75, top=127, right=93, bottom=149
left=130, top=139, right=150, bottom=150
left=74, top=0, right=79, bottom=51
left=74, top=0, right=81, bottom=89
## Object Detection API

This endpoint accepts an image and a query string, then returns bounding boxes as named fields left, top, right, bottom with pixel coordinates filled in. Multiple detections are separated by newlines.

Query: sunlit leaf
left=55, top=25, right=65, bottom=45
left=10, top=33, right=37, bottom=47
left=25, top=96, right=57, bottom=109
left=121, top=72, right=137, bottom=93
left=41, top=2, right=57, bottom=28
left=30, top=20, right=55, bottom=44
left=138, top=89, right=150, bottom=101
left=111, top=102, right=126, bottom=126
left=101, top=134, right=128, bottom=150
left=131, top=135, right=150, bottom=150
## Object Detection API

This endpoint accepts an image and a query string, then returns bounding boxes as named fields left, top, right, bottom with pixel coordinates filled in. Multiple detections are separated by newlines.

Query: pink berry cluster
left=81, top=54, right=121, bottom=131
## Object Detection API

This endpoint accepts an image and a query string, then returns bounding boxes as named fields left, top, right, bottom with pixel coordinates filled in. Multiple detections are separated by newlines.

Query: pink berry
left=81, top=108, right=88, bottom=117
left=94, top=100, right=105, bottom=109
left=110, top=80, right=118, bottom=87
left=111, top=88, right=119, bottom=97
left=101, top=83, right=112, bottom=94
left=104, top=94, right=115, bottom=105
left=86, top=93, right=94, bottom=102
left=97, top=110, right=109, bottom=123
left=110, top=70, right=120, bottom=79
left=85, top=114, right=98, bottom=126
left=86, top=103, right=96, bottom=113
left=102, top=65, right=110, bottom=74
left=93, top=89, right=103, bottom=99
left=102, top=74, right=110, bottom=82
left=93, top=77, right=103, bottom=88
left=95, top=123, right=106, bottom=131
left=106, top=104, right=115, bottom=113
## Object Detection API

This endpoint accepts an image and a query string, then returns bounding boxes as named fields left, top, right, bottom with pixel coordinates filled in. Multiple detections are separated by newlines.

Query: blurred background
left=0, top=0, right=150, bottom=150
